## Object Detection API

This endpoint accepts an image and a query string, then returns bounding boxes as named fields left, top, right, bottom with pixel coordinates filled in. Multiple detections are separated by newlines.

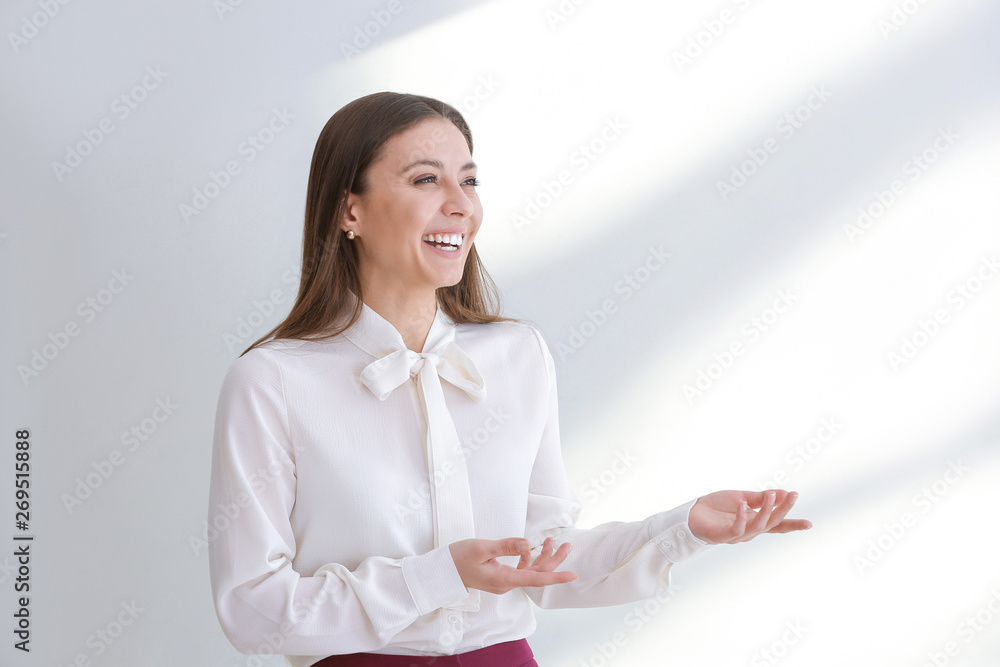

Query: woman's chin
left=436, top=274, right=464, bottom=290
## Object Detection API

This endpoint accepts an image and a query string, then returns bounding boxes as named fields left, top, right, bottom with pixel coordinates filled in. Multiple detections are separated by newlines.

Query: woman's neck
left=361, top=288, right=438, bottom=352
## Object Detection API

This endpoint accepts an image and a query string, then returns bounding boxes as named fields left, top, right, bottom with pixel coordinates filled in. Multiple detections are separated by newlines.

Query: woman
left=207, top=92, right=811, bottom=667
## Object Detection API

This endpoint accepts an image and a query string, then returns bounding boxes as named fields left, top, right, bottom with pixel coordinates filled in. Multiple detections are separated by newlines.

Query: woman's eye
left=413, top=175, right=480, bottom=187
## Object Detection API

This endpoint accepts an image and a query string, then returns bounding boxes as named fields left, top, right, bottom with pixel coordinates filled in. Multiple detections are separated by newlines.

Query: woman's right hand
left=448, top=536, right=578, bottom=595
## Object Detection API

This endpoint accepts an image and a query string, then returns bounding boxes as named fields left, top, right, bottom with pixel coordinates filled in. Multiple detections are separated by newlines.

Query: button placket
left=438, top=607, right=463, bottom=650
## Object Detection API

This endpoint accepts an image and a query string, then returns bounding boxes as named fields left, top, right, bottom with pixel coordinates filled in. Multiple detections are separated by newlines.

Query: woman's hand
left=689, top=489, right=812, bottom=545
left=449, top=536, right=578, bottom=595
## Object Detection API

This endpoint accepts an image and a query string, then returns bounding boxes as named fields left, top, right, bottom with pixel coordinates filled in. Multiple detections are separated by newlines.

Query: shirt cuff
left=648, top=497, right=715, bottom=564
left=400, top=544, right=471, bottom=615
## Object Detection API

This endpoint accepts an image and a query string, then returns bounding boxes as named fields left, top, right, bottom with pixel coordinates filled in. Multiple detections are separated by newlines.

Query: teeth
left=423, top=233, right=464, bottom=247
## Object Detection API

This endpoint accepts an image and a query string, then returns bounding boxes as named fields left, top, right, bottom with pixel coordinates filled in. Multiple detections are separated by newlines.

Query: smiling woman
left=206, top=92, right=811, bottom=667
left=340, top=116, right=486, bottom=347
left=241, top=93, right=512, bottom=355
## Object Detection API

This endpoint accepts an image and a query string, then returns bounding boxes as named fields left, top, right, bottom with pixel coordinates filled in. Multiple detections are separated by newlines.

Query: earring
left=346, top=230, right=355, bottom=240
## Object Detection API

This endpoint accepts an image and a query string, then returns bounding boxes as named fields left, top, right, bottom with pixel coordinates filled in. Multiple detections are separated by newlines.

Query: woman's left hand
left=689, top=489, right=812, bottom=545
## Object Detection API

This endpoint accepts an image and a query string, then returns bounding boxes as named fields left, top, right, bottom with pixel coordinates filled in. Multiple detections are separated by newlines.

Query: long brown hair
left=242, top=92, right=519, bottom=357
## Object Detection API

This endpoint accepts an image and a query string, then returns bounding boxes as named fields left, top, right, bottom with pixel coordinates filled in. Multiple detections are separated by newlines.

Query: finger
left=512, top=568, right=579, bottom=588
left=522, top=538, right=549, bottom=567
left=715, top=500, right=750, bottom=543
left=762, top=492, right=797, bottom=532
left=740, top=488, right=795, bottom=510
left=481, top=538, right=532, bottom=570
left=520, top=539, right=535, bottom=566
left=766, top=518, right=813, bottom=533
left=529, top=538, right=559, bottom=568
left=492, top=538, right=532, bottom=560
left=729, top=500, right=749, bottom=540
left=740, top=490, right=769, bottom=509
left=744, top=491, right=776, bottom=537
left=532, top=541, right=572, bottom=570
left=540, top=537, right=554, bottom=559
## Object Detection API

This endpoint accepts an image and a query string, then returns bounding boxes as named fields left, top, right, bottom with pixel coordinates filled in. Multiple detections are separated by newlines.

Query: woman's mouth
left=422, top=233, right=464, bottom=252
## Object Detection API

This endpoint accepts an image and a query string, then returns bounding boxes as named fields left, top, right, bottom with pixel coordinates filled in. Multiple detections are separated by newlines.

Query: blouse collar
left=341, top=289, right=456, bottom=359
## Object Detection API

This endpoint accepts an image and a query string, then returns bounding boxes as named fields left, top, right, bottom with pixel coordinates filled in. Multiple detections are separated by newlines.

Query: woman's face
left=344, top=117, right=482, bottom=299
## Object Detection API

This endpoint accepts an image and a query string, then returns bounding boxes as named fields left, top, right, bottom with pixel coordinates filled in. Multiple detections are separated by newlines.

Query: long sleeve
left=520, top=328, right=714, bottom=609
left=207, top=348, right=471, bottom=655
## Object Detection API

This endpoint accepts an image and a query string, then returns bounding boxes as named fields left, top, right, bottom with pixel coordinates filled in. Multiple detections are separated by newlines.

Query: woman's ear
left=342, top=189, right=360, bottom=232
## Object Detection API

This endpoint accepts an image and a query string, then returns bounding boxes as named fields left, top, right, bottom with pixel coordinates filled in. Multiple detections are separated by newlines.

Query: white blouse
left=208, top=292, right=712, bottom=667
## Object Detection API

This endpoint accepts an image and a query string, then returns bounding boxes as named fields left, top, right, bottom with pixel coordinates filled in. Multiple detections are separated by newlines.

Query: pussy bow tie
left=359, top=333, right=486, bottom=612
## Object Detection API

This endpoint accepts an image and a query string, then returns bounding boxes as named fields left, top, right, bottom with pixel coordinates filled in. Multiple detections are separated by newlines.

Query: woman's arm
left=517, top=328, right=716, bottom=609
left=207, top=348, right=471, bottom=655
left=518, top=329, right=811, bottom=609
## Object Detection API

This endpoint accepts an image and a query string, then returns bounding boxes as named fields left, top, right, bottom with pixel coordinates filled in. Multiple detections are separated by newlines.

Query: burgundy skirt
left=311, top=639, right=537, bottom=667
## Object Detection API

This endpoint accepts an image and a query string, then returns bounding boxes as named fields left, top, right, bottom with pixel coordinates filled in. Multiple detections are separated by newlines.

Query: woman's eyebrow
left=399, top=158, right=477, bottom=174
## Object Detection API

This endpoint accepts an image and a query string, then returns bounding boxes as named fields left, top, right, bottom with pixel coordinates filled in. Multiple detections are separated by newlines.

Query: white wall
left=2, top=0, right=998, bottom=665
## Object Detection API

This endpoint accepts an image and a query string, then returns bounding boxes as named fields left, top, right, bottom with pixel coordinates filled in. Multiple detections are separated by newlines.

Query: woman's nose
left=442, top=179, right=474, bottom=217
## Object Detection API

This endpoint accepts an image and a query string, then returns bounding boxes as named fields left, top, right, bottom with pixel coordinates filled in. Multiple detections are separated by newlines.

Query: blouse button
left=660, top=540, right=672, bottom=549
left=448, top=613, right=458, bottom=624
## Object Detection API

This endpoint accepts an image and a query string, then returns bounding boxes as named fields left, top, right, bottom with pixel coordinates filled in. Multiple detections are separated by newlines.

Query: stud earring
left=346, top=230, right=355, bottom=240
